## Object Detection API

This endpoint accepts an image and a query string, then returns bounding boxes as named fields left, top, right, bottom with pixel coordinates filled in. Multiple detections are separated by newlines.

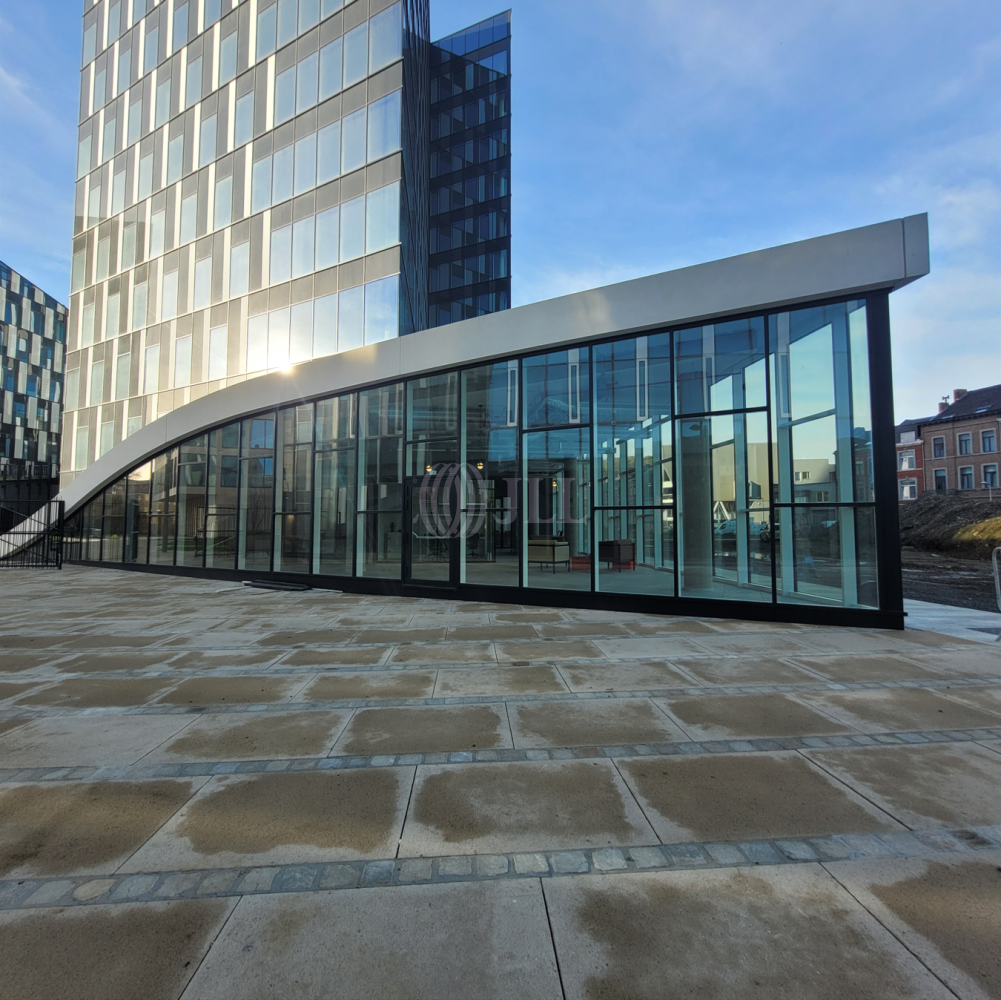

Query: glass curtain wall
left=66, top=297, right=881, bottom=614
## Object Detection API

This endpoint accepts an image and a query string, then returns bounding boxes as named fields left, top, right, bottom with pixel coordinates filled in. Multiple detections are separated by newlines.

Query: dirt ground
left=901, top=548, right=999, bottom=613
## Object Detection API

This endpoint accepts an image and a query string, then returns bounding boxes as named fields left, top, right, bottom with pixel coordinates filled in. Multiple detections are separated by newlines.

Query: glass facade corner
left=65, top=292, right=896, bottom=625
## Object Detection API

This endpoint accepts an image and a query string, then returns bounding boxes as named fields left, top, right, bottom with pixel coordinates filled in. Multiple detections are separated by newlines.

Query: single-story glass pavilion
left=59, top=215, right=929, bottom=628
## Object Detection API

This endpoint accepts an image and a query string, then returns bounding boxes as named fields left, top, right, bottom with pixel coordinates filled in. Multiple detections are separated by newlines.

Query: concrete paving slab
left=668, top=655, right=817, bottom=685
left=334, top=704, right=511, bottom=755
left=0, top=682, right=43, bottom=705
left=165, top=650, right=285, bottom=671
left=183, top=879, right=562, bottom=1000
left=142, top=711, right=351, bottom=763
left=788, top=653, right=949, bottom=683
left=535, top=623, right=630, bottom=637
left=620, top=620, right=720, bottom=635
left=400, top=759, right=658, bottom=855
left=0, top=898, right=235, bottom=1000
left=15, top=678, right=175, bottom=709
left=897, top=647, right=1001, bottom=679
left=557, top=660, right=697, bottom=692
left=509, top=698, right=687, bottom=748
left=805, top=743, right=1001, bottom=830
left=497, top=639, right=605, bottom=661
left=60, top=635, right=164, bottom=649
left=280, top=646, right=391, bottom=666
left=351, top=628, right=448, bottom=644
left=799, top=687, right=1001, bottom=734
left=389, top=641, right=496, bottom=664
left=618, top=751, right=901, bottom=843
left=121, top=767, right=415, bottom=872
left=0, top=778, right=201, bottom=877
left=156, top=675, right=311, bottom=706
left=256, top=629, right=359, bottom=646
left=0, top=715, right=197, bottom=768
left=0, top=653, right=70, bottom=674
left=303, top=671, right=436, bottom=701
left=590, top=636, right=708, bottom=660
left=447, top=625, right=540, bottom=640
left=689, top=633, right=815, bottom=656
left=660, top=693, right=855, bottom=741
left=825, top=851, right=1001, bottom=1000
left=493, top=611, right=564, bottom=623
left=0, top=717, right=30, bottom=739
left=940, top=686, right=1001, bottom=720
left=543, top=865, right=956, bottom=1000
left=434, top=665, right=568, bottom=697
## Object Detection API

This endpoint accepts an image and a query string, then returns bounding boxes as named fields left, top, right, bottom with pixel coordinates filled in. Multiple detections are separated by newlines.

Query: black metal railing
left=0, top=500, right=64, bottom=569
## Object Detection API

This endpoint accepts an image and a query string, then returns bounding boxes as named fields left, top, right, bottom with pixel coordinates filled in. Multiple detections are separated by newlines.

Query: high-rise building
left=0, top=262, right=68, bottom=504
left=65, top=0, right=511, bottom=488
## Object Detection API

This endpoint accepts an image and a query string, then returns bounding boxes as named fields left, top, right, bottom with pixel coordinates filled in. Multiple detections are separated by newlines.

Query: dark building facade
left=0, top=262, right=67, bottom=504
left=429, top=12, right=511, bottom=327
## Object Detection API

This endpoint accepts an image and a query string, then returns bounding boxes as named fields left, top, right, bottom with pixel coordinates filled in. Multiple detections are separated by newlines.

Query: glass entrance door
left=403, top=476, right=459, bottom=587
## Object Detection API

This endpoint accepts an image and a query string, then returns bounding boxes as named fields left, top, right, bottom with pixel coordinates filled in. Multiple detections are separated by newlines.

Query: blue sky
left=1, top=0, right=998, bottom=419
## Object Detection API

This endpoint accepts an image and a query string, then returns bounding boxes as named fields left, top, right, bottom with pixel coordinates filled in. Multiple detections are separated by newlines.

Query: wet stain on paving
left=0, top=781, right=195, bottom=876
left=0, top=718, right=29, bottom=739
left=572, top=870, right=926, bottom=1000
left=56, top=651, right=177, bottom=673
left=665, top=693, right=851, bottom=739
left=65, top=636, right=161, bottom=649
left=390, top=643, right=495, bottom=664
left=436, top=666, right=566, bottom=697
left=497, top=640, right=603, bottom=661
left=871, top=860, right=1001, bottom=997
left=789, top=654, right=944, bottom=683
left=0, top=683, right=38, bottom=704
left=16, top=678, right=169, bottom=709
left=622, top=753, right=895, bottom=842
left=0, top=636, right=67, bottom=650
left=0, top=653, right=59, bottom=674
left=536, top=623, right=630, bottom=638
left=807, top=688, right=1001, bottom=732
left=304, top=672, right=436, bottom=701
left=167, top=651, right=282, bottom=671
left=560, top=661, right=692, bottom=693
left=512, top=700, right=678, bottom=748
left=338, top=705, right=505, bottom=755
left=447, top=625, right=539, bottom=641
left=0, top=899, right=231, bottom=1000
left=177, top=770, right=403, bottom=855
left=671, top=656, right=816, bottom=685
left=164, top=712, right=345, bottom=760
left=283, top=647, right=388, bottom=667
left=620, top=621, right=719, bottom=635
left=351, top=628, right=448, bottom=645
left=413, top=761, right=636, bottom=843
left=157, top=677, right=296, bottom=706
left=808, top=744, right=1001, bottom=828
left=257, top=630, right=358, bottom=647
left=493, top=612, right=565, bottom=624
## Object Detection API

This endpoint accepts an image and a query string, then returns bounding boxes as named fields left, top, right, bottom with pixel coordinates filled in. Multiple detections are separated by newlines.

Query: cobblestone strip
left=1, top=825, right=998, bottom=912
left=1, top=727, right=1000, bottom=785
left=1, top=676, right=997, bottom=723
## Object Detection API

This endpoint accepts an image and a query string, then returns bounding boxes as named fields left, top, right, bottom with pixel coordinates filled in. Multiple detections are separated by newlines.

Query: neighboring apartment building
left=65, top=0, right=510, bottom=488
left=916, top=386, right=1001, bottom=495
left=895, top=417, right=926, bottom=501
left=0, top=262, right=68, bottom=504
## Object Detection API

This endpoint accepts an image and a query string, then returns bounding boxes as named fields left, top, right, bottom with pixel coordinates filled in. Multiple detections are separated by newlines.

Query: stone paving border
left=2, top=726, right=999, bottom=785
left=2, top=675, right=998, bottom=723
left=2, top=825, right=999, bottom=912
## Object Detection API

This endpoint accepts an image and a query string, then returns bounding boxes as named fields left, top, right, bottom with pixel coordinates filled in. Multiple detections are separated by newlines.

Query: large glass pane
left=290, top=301, right=314, bottom=363
left=125, top=463, right=151, bottom=564
left=314, top=292, right=337, bottom=356
left=176, top=435, right=207, bottom=567
left=275, top=405, right=313, bottom=574
left=292, top=216, right=315, bottom=278
left=315, top=205, right=339, bottom=268
left=276, top=0, right=296, bottom=48
left=317, top=121, right=340, bottom=184
left=338, top=285, right=364, bottom=351
left=366, top=182, right=399, bottom=253
left=594, top=334, right=672, bottom=508
left=461, top=361, right=519, bottom=586
left=675, top=317, right=766, bottom=415
left=367, top=91, right=401, bottom=162
left=314, top=446, right=356, bottom=577
left=364, top=275, right=398, bottom=344
left=341, top=108, right=366, bottom=174
left=206, top=423, right=240, bottom=569
left=272, top=144, right=293, bottom=204
left=848, top=301, right=873, bottom=501
left=343, top=23, right=368, bottom=87
left=238, top=415, right=275, bottom=571
left=524, top=348, right=589, bottom=428
left=319, top=39, right=342, bottom=101
left=357, top=383, right=403, bottom=578
left=296, top=52, right=319, bottom=113
left=369, top=3, right=402, bottom=72
left=596, top=508, right=675, bottom=596
left=101, top=478, right=127, bottom=563
left=149, top=449, right=178, bottom=566
left=293, top=133, right=317, bottom=195
left=252, top=156, right=272, bottom=213
left=524, top=428, right=591, bottom=591
left=339, top=196, right=364, bottom=260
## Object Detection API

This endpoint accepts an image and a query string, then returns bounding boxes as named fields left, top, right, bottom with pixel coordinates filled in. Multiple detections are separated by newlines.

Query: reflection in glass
left=149, top=449, right=178, bottom=566
left=125, top=463, right=151, bottom=564
left=524, top=349, right=589, bottom=428
left=675, top=318, right=766, bottom=414
left=524, top=428, right=590, bottom=591
left=206, top=423, right=240, bottom=569
left=238, top=415, right=275, bottom=571
left=596, top=509, right=674, bottom=596
left=358, top=384, right=404, bottom=577
left=462, top=362, right=519, bottom=587
left=101, top=477, right=127, bottom=563
left=176, top=436, right=207, bottom=568
left=275, top=406, right=313, bottom=574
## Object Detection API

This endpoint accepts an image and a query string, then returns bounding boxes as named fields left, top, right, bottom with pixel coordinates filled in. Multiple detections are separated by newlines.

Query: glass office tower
left=428, top=13, right=511, bottom=327
left=65, top=0, right=512, bottom=490
left=0, top=262, right=68, bottom=504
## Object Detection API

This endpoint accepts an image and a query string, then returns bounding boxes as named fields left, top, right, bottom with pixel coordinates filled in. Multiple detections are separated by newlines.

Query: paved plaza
left=0, top=567, right=1000, bottom=998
